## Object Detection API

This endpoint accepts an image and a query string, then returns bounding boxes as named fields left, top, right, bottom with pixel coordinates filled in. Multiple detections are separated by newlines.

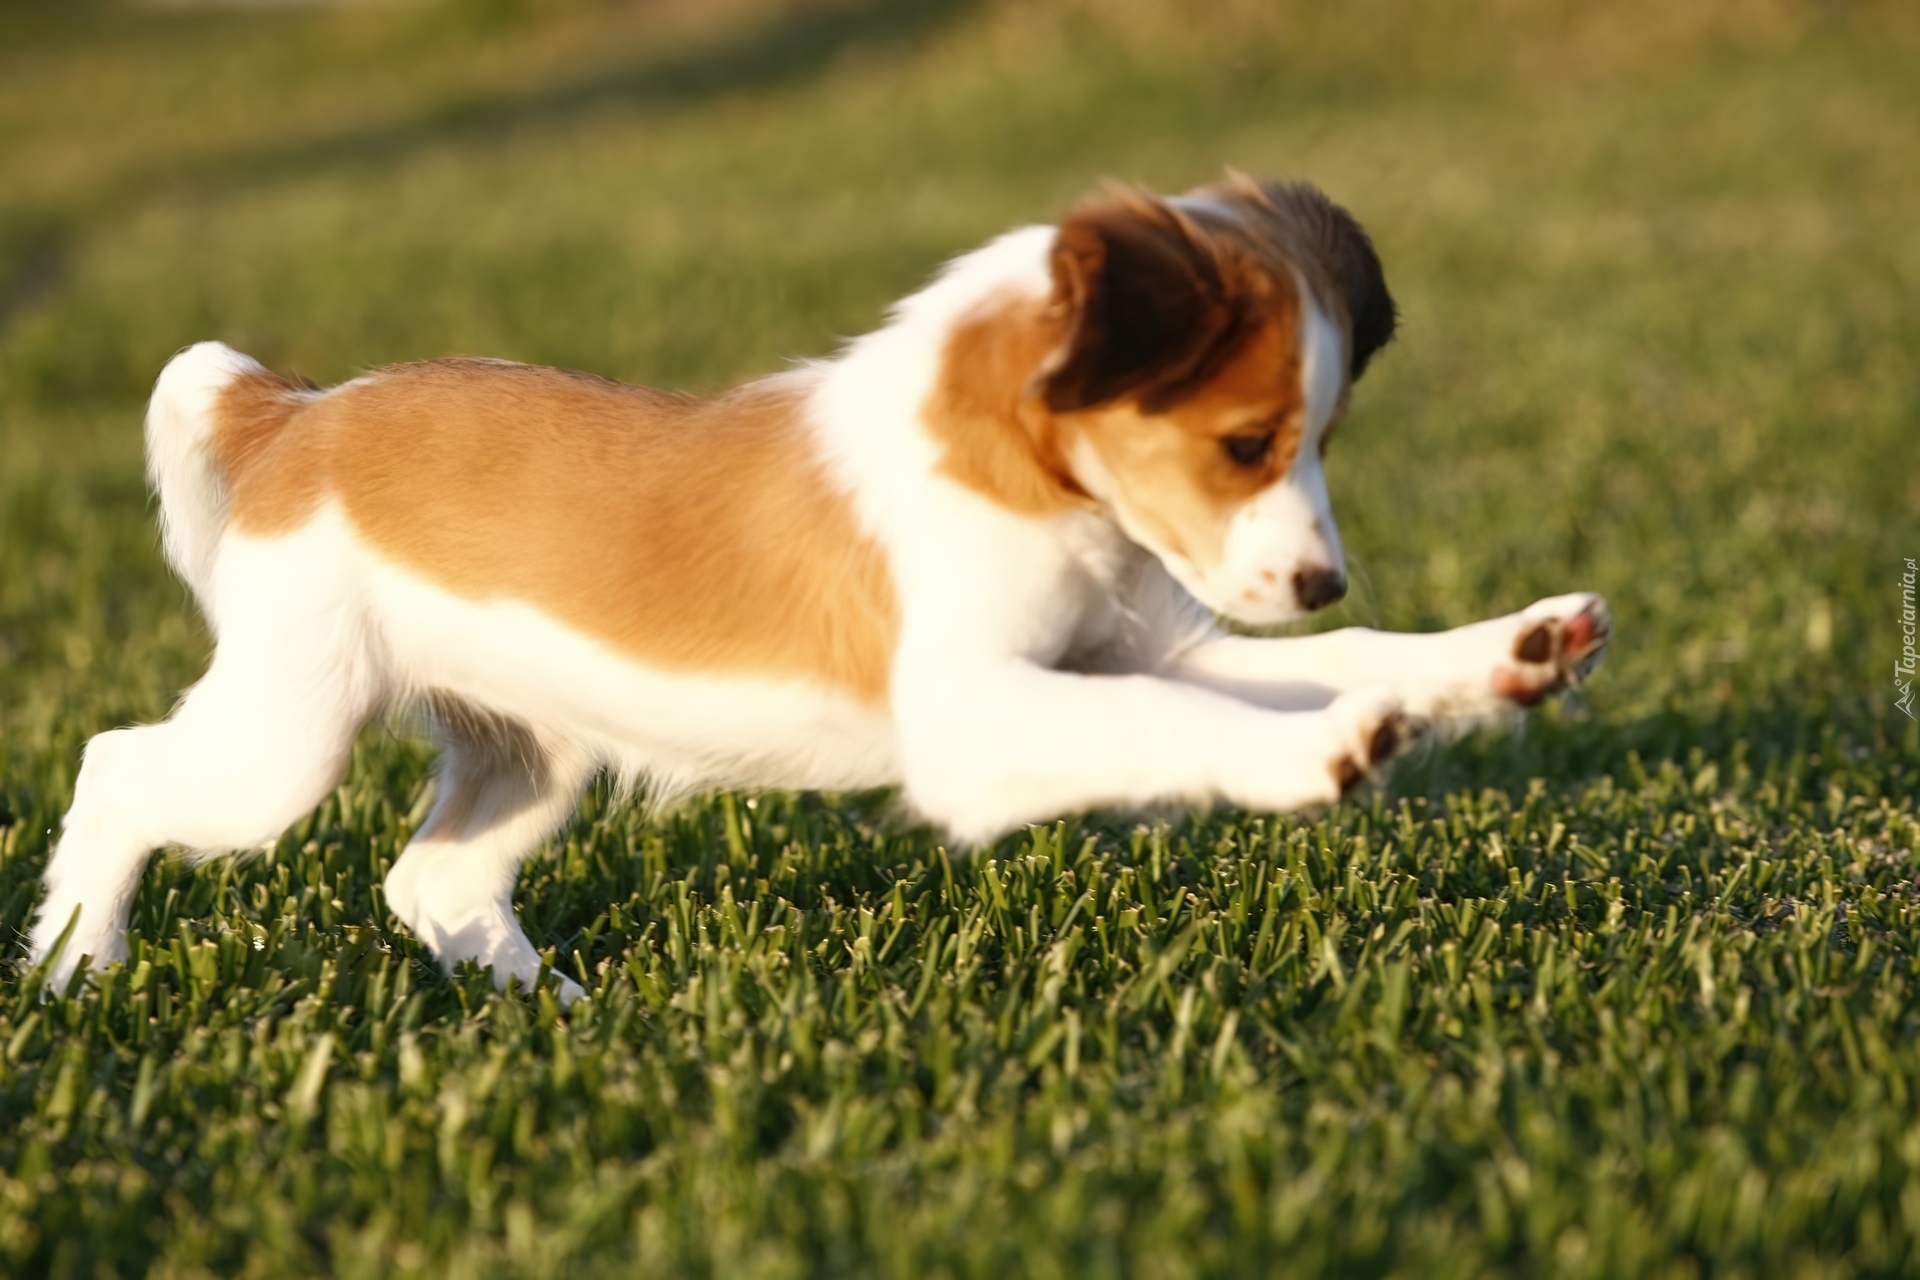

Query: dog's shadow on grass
left=1384, top=690, right=1909, bottom=813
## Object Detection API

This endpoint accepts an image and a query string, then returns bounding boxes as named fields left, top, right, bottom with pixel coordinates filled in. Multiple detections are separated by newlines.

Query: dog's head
left=1033, top=175, right=1394, bottom=623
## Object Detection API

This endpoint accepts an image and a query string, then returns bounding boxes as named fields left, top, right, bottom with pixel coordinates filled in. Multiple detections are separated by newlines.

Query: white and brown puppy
left=29, top=175, right=1608, bottom=1000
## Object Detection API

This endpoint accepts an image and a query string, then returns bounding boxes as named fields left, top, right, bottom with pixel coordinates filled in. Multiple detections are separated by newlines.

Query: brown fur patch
left=922, top=292, right=1092, bottom=517
left=1066, top=312, right=1304, bottom=566
left=215, top=360, right=899, bottom=705
left=213, top=370, right=324, bottom=513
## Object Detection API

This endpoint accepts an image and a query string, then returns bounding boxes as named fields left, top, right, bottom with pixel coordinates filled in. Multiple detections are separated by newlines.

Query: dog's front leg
left=893, top=660, right=1424, bottom=843
left=1165, top=593, right=1610, bottom=723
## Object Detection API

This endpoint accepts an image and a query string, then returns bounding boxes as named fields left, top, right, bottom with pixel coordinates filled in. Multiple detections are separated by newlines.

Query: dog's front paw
left=1326, top=688, right=1427, bottom=797
left=1491, top=593, right=1610, bottom=707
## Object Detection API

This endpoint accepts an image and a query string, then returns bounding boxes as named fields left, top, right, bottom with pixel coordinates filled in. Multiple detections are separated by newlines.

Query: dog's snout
left=1292, top=566, right=1347, bottom=612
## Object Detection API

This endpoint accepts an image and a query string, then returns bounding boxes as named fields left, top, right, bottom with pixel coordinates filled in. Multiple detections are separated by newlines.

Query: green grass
left=3, top=0, right=1919, bottom=1274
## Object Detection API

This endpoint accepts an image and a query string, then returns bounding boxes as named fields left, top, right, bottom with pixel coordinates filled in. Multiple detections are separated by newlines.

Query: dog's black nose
left=1293, top=566, right=1347, bottom=611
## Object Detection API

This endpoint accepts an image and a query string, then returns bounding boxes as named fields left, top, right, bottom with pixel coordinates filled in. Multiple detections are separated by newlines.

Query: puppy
left=28, top=175, right=1608, bottom=1000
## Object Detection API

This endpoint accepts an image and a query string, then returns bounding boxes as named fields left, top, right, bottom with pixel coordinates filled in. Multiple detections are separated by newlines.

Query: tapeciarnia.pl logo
left=1900, top=557, right=1917, bottom=720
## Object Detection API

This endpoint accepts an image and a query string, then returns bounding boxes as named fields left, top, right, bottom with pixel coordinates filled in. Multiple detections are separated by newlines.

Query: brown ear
left=1253, top=181, right=1396, bottom=381
left=1038, top=194, right=1249, bottom=413
left=1325, top=201, right=1396, bottom=382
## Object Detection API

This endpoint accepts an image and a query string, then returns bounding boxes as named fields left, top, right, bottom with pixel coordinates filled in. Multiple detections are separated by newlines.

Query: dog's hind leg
left=382, top=706, right=596, bottom=1004
left=28, top=536, right=382, bottom=986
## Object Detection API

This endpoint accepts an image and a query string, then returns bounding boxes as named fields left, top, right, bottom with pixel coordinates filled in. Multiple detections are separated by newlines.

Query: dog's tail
left=146, top=341, right=301, bottom=617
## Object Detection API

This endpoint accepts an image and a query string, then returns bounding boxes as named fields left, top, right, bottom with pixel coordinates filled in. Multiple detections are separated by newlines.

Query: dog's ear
left=1037, top=194, right=1247, bottom=413
left=1257, top=181, right=1396, bottom=382
left=1321, top=200, right=1395, bottom=382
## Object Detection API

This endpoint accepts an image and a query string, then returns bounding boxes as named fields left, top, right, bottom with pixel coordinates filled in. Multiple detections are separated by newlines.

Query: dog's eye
left=1222, top=431, right=1275, bottom=468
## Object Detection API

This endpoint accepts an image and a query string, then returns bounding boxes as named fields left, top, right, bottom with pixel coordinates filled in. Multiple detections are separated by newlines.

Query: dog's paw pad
left=1495, top=595, right=1611, bottom=705
left=1368, top=713, right=1408, bottom=765
left=1327, top=696, right=1424, bottom=798
left=1515, top=622, right=1555, bottom=664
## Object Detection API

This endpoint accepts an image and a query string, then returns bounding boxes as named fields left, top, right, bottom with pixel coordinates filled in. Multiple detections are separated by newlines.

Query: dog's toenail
left=1516, top=624, right=1554, bottom=663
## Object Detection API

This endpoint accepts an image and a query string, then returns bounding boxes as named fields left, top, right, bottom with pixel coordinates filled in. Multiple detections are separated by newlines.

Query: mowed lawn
left=2, top=0, right=1918, bottom=1274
